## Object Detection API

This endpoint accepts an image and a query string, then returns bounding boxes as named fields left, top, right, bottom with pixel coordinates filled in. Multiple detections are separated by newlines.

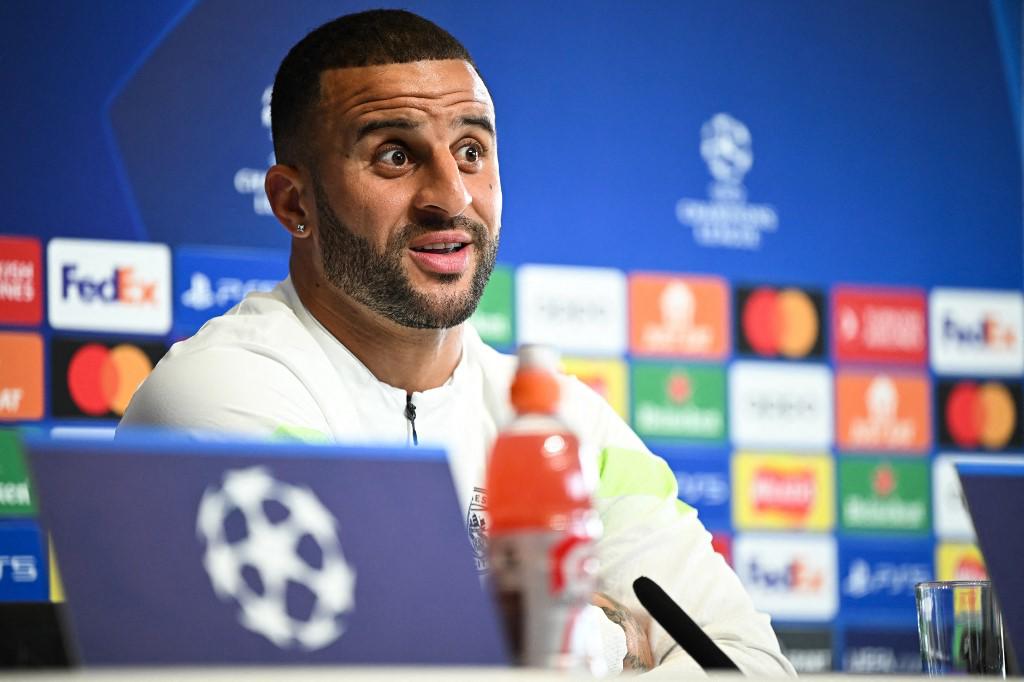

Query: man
left=120, top=9, right=794, bottom=677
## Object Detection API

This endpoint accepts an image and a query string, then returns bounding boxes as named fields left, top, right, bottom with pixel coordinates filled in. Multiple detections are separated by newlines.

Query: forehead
left=317, top=59, right=493, bottom=129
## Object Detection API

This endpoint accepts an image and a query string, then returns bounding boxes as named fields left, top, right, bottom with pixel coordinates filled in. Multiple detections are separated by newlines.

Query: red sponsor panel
left=0, top=236, right=43, bottom=326
left=711, top=533, right=732, bottom=566
left=832, top=287, right=927, bottom=365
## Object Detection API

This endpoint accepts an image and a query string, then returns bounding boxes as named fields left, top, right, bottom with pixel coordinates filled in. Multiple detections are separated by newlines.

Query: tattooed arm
left=592, top=591, right=655, bottom=673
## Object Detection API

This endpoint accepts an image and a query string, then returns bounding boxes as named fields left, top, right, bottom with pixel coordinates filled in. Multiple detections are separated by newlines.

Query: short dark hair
left=271, top=9, right=477, bottom=165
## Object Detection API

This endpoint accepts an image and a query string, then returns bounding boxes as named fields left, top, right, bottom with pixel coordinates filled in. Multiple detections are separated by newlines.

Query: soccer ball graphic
left=196, top=466, right=356, bottom=651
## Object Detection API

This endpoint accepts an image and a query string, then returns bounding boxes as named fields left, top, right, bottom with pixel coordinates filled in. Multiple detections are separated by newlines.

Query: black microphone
left=633, top=576, right=741, bottom=672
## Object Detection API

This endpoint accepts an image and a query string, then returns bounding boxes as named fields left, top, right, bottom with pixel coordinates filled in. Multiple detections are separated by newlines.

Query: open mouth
left=410, top=242, right=467, bottom=255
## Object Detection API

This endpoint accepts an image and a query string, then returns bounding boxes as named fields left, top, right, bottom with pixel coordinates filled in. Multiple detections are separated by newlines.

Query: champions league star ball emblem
left=197, top=466, right=356, bottom=651
left=676, top=112, right=778, bottom=250
left=700, top=113, right=753, bottom=186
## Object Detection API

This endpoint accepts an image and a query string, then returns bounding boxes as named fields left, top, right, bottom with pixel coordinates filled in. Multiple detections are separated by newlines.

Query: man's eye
left=457, top=142, right=484, bottom=164
left=379, top=148, right=408, bottom=167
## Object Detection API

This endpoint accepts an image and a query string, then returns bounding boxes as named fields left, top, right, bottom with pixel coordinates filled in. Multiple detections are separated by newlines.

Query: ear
left=265, top=164, right=313, bottom=239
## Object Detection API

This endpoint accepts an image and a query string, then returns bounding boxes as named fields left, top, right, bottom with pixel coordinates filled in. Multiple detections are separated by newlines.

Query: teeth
left=420, top=242, right=461, bottom=251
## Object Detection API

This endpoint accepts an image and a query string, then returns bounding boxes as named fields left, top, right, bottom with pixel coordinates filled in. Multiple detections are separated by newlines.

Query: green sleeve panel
left=271, top=424, right=331, bottom=443
left=596, top=445, right=693, bottom=515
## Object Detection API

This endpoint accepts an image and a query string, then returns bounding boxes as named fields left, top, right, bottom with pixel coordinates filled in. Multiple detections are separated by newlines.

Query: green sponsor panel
left=0, top=431, right=36, bottom=516
left=470, top=265, right=514, bottom=348
left=631, top=363, right=725, bottom=442
left=839, top=456, right=929, bottom=533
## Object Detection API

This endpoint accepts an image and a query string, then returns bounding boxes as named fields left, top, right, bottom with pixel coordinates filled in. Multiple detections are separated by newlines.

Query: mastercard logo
left=67, top=344, right=153, bottom=416
left=942, top=380, right=1021, bottom=450
left=738, top=287, right=823, bottom=359
left=50, top=338, right=166, bottom=419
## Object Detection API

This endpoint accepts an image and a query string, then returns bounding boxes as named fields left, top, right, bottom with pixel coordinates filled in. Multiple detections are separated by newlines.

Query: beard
left=312, top=178, right=498, bottom=329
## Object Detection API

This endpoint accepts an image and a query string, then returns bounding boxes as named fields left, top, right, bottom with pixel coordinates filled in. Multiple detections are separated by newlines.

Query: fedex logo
left=734, top=534, right=837, bottom=620
left=62, top=265, right=156, bottom=304
left=930, top=289, right=1024, bottom=375
left=747, top=557, right=823, bottom=592
left=48, top=239, right=171, bottom=334
left=942, top=315, right=1016, bottom=349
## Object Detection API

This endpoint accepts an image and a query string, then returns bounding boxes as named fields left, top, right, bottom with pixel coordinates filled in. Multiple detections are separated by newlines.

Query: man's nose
left=413, top=152, right=472, bottom=218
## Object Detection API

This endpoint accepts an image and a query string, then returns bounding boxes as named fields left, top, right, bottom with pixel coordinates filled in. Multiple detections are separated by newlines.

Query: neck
left=292, top=265, right=464, bottom=394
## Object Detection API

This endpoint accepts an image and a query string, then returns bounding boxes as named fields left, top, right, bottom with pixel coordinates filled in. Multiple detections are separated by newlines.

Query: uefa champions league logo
left=197, top=466, right=356, bottom=651
left=700, top=113, right=753, bottom=187
left=676, top=112, right=778, bottom=250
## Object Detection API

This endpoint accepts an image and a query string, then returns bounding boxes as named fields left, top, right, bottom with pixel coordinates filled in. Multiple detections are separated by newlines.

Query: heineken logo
left=839, top=458, right=928, bottom=533
left=631, top=364, right=725, bottom=441
left=667, top=374, right=692, bottom=404
left=871, top=464, right=896, bottom=498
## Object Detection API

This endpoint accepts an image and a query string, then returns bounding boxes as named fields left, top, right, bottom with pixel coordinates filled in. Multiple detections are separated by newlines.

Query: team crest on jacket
left=467, top=487, right=489, bottom=573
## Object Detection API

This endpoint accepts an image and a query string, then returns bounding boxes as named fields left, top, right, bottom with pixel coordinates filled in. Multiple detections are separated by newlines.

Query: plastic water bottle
left=486, top=345, right=604, bottom=673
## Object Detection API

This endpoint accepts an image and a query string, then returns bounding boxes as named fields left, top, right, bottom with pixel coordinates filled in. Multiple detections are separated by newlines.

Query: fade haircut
left=271, top=9, right=477, bottom=165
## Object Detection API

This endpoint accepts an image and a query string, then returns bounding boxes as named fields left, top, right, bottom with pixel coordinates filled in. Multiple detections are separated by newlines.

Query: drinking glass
left=916, top=580, right=1004, bottom=676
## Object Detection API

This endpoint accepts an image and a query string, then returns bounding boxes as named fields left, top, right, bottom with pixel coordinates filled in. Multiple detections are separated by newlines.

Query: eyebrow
left=355, top=118, right=420, bottom=142
left=455, top=115, right=495, bottom=136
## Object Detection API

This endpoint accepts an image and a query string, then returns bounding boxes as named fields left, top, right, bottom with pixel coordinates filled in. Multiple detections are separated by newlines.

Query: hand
left=592, top=591, right=654, bottom=673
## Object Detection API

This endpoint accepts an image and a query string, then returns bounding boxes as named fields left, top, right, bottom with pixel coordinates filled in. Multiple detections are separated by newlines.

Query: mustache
left=395, top=215, right=492, bottom=245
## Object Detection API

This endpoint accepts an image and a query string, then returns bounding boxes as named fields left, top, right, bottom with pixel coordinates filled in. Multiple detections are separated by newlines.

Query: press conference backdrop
left=1, top=0, right=1023, bottom=672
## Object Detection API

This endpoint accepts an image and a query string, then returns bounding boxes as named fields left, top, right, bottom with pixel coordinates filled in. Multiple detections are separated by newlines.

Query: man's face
left=307, top=60, right=502, bottom=329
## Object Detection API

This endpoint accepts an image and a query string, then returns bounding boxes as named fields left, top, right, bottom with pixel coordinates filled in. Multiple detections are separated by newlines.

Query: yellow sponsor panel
left=732, top=452, right=835, bottom=530
left=561, top=357, right=629, bottom=420
left=49, top=536, right=64, bottom=602
left=936, top=542, right=987, bottom=581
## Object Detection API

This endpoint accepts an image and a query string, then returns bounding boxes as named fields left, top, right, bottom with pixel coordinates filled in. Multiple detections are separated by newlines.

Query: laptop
left=956, top=457, right=1024, bottom=672
left=24, top=432, right=508, bottom=666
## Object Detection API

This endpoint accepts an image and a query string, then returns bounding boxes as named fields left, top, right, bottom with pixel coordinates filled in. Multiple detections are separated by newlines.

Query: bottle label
left=489, top=530, right=601, bottom=671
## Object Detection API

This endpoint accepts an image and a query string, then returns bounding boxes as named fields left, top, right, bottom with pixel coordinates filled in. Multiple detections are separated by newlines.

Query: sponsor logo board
left=47, top=238, right=171, bottom=334
left=839, top=457, right=929, bottom=533
left=0, top=235, right=43, bottom=326
left=0, top=332, right=43, bottom=421
left=0, top=432, right=36, bottom=516
left=174, top=246, right=285, bottom=334
left=729, top=361, right=832, bottom=449
left=776, top=629, right=833, bottom=674
left=936, top=542, right=987, bottom=581
left=937, top=379, right=1022, bottom=451
left=842, top=629, right=921, bottom=674
left=516, top=264, right=626, bottom=356
left=628, top=273, right=729, bottom=359
left=631, top=363, right=725, bottom=442
left=733, top=453, right=834, bottom=530
left=930, top=288, right=1024, bottom=376
left=839, top=539, right=932, bottom=616
left=733, top=533, right=838, bottom=621
left=736, top=286, right=825, bottom=360
left=0, top=521, right=48, bottom=602
left=50, top=338, right=166, bottom=419
left=832, top=286, right=927, bottom=365
left=469, top=265, right=514, bottom=348
left=933, top=455, right=977, bottom=540
left=675, top=113, right=779, bottom=250
left=836, top=371, right=931, bottom=453
left=561, top=357, right=629, bottom=421
left=666, top=454, right=730, bottom=529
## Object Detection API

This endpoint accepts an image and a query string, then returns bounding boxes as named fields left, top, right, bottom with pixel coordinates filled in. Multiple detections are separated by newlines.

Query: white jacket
left=120, top=278, right=794, bottom=677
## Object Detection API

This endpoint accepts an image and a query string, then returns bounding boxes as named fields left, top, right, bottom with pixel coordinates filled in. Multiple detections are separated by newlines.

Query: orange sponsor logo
left=836, top=371, right=931, bottom=453
left=0, top=332, right=44, bottom=420
left=629, top=274, right=728, bottom=359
